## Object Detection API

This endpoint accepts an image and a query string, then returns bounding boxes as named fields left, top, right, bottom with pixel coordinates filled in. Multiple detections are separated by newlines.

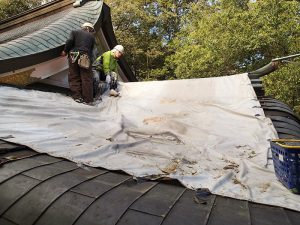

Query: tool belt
left=70, top=51, right=91, bottom=69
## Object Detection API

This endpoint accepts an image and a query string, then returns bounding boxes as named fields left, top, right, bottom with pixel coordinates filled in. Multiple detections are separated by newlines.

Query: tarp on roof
left=1, top=74, right=299, bottom=211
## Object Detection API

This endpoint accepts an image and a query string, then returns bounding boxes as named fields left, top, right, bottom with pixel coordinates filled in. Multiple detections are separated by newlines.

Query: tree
left=165, top=0, right=300, bottom=114
left=263, top=62, right=300, bottom=114
left=0, top=0, right=47, bottom=21
left=167, top=0, right=300, bottom=79
left=105, top=0, right=196, bottom=80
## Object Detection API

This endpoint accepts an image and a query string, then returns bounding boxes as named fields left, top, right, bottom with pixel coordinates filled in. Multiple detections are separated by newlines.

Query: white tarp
left=1, top=73, right=300, bottom=211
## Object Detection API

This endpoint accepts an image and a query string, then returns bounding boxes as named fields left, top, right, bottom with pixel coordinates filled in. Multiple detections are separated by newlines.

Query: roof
left=0, top=1, right=299, bottom=224
left=1, top=140, right=300, bottom=225
left=250, top=75, right=300, bottom=139
left=0, top=0, right=137, bottom=82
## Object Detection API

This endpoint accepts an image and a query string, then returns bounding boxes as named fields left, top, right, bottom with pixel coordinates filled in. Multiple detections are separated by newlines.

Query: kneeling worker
left=93, top=45, right=124, bottom=96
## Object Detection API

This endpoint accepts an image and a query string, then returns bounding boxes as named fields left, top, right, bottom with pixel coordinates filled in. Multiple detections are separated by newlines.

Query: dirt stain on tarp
left=222, top=159, right=239, bottom=172
left=158, top=157, right=198, bottom=175
left=160, top=98, right=176, bottom=104
left=143, top=116, right=165, bottom=125
left=223, top=163, right=238, bottom=170
left=259, top=183, right=271, bottom=193
left=143, top=115, right=187, bottom=134
left=236, top=145, right=257, bottom=159
left=233, top=177, right=247, bottom=189
left=248, top=150, right=257, bottom=159
left=159, top=159, right=180, bottom=174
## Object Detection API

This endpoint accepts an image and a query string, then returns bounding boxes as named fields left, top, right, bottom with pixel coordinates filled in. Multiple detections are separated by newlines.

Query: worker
left=92, top=45, right=124, bottom=97
left=61, top=22, right=95, bottom=104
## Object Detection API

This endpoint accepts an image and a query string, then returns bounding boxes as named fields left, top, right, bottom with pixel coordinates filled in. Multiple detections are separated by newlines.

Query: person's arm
left=90, top=38, right=95, bottom=61
left=92, top=55, right=102, bottom=70
left=63, top=31, right=75, bottom=54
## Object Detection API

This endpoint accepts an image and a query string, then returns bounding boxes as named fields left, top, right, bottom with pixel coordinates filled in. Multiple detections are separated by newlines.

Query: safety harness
left=69, top=51, right=80, bottom=63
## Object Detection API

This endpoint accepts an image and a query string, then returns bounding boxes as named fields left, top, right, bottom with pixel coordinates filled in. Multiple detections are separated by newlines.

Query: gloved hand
left=105, top=74, right=111, bottom=84
left=111, top=72, right=118, bottom=81
left=93, top=70, right=100, bottom=82
left=110, top=72, right=118, bottom=90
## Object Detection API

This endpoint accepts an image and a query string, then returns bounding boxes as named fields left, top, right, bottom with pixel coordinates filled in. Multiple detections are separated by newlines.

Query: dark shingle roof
left=259, top=97, right=300, bottom=139
left=0, top=140, right=300, bottom=225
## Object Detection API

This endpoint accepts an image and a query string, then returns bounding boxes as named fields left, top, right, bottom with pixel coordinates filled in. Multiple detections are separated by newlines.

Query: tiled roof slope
left=250, top=78, right=300, bottom=139
left=260, top=97, right=300, bottom=139
left=0, top=1, right=103, bottom=73
left=0, top=9, right=72, bottom=44
left=0, top=0, right=137, bottom=82
left=0, top=140, right=300, bottom=225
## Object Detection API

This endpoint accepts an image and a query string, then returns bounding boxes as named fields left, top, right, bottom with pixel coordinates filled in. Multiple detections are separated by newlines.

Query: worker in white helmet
left=61, top=22, right=95, bottom=104
left=92, top=45, right=124, bottom=97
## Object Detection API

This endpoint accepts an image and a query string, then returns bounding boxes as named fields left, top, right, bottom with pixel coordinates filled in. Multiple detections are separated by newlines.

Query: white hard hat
left=81, top=22, right=94, bottom=30
left=113, top=45, right=124, bottom=54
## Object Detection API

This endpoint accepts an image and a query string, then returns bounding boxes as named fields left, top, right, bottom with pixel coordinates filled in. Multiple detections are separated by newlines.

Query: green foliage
left=105, top=0, right=196, bottom=81
left=167, top=0, right=300, bottom=79
left=165, top=0, right=300, bottom=114
left=0, top=0, right=44, bottom=21
left=263, top=62, right=300, bottom=116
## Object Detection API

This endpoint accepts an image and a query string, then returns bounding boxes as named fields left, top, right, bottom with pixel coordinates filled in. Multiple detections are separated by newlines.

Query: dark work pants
left=68, top=57, right=93, bottom=103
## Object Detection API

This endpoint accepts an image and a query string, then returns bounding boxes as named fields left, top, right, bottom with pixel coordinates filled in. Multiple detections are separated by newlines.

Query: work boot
left=74, top=98, right=83, bottom=103
left=83, top=102, right=96, bottom=106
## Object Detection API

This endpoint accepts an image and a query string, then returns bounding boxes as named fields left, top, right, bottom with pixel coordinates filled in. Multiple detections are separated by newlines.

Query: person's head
left=112, top=45, right=124, bottom=59
left=81, top=22, right=95, bottom=33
